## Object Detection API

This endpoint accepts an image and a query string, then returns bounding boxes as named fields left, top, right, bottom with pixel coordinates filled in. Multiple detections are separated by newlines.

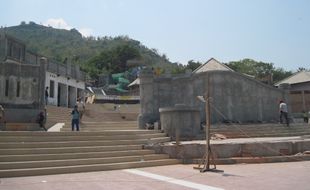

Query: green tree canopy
left=84, top=44, right=141, bottom=78
left=186, top=60, right=202, bottom=71
left=226, top=59, right=292, bottom=83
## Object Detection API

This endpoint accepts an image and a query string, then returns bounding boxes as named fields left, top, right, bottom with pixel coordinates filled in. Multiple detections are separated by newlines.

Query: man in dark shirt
left=45, top=87, right=49, bottom=105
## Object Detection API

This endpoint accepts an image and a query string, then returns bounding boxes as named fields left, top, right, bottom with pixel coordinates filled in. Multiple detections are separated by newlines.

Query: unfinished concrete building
left=0, top=32, right=86, bottom=128
left=0, top=32, right=46, bottom=124
left=138, top=59, right=288, bottom=129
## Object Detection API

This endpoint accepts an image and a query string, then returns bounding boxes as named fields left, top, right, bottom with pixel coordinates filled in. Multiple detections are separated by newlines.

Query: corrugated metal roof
left=275, top=71, right=310, bottom=86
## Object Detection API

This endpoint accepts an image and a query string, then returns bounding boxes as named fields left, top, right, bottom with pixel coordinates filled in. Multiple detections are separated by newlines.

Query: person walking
left=45, top=87, right=49, bottom=105
left=0, top=105, right=6, bottom=131
left=302, top=110, right=309, bottom=124
left=279, top=100, right=289, bottom=126
left=36, top=111, right=47, bottom=131
left=71, top=105, right=80, bottom=131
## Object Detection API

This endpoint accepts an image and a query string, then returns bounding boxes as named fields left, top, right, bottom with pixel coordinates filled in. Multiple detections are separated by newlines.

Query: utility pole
left=194, top=74, right=221, bottom=173
left=204, top=75, right=211, bottom=171
left=200, top=75, right=214, bottom=172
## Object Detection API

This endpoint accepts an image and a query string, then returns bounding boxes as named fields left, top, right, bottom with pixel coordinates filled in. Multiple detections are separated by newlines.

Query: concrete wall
left=139, top=70, right=287, bottom=128
left=0, top=59, right=46, bottom=122
left=0, top=32, right=5, bottom=62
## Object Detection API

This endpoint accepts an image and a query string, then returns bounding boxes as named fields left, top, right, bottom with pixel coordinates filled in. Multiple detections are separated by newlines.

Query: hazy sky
left=1, top=0, right=309, bottom=71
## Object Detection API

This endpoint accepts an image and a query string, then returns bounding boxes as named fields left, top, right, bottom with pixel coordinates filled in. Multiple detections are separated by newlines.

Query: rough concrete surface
left=1, top=161, right=309, bottom=190
left=151, top=136, right=310, bottom=160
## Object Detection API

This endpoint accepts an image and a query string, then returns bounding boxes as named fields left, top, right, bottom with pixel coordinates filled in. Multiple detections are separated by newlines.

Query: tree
left=226, top=59, right=292, bottom=84
left=272, top=68, right=292, bottom=83
left=84, top=44, right=141, bottom=78
left=186, top=60, right=202, bottom=71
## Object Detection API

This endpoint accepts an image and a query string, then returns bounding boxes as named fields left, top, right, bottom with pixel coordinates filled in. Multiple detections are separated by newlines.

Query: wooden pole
left=205, top=75, right=211, bottom=171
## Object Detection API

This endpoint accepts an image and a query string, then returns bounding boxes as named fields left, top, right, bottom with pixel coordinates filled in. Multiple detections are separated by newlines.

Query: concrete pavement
left=1, top=161, right=309, bottom=190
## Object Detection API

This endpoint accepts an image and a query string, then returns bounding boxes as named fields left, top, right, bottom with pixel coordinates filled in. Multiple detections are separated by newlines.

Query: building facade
left=0, top=32, right=46, bottom=123
left=275, top=71, right=310, bottom=113
left=45, top=61, right=85, bottom=108
left=0, top=32, right=86, bottom=124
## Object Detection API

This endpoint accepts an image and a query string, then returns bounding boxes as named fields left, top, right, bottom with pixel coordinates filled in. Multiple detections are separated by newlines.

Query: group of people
left=279, top=100, right=310, bottom=126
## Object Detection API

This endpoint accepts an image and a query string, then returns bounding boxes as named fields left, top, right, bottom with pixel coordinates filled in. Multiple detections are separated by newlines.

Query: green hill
left=1, top=21, right=181, bottom=78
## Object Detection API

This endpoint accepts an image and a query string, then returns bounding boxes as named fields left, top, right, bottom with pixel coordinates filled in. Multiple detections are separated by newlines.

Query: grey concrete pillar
left=39, top=57, right=47, bottom=109
left=159, top=104, right=201, bottom=140
left=58, top=83, right=68, bottom=107
left=138, top=69, right=156, bottom=129
left=302, top=90, right=306, bottom=111
left=68, top=86, right=77, bottom=108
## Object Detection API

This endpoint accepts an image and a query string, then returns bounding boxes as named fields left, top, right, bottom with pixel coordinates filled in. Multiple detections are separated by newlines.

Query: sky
left=0, top=0, right=309, bottom=71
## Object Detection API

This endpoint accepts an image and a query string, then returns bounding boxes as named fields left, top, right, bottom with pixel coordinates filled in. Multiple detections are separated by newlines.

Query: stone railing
left=47, top=60, right=85, bottom=81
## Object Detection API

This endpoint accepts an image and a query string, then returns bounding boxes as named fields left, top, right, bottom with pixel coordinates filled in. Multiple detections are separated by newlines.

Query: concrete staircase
left=0, top=105, right=180, bottom=177
left=210, top=123, right=310, bottom=138
left=0, top=130, right=179, bottom=177
left=4, top=123, right=42, bottom=131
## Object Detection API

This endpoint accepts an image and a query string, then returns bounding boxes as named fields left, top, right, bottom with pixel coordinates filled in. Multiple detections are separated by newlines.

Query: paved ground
left=1, top=161, right=309, bottom=190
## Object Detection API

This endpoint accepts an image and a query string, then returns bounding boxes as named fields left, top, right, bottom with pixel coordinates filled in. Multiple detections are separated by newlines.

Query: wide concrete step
left=0, top=154, right=170, bottom=169
left=221, top=132, right=310, bottom=138
left=209, top=124, right=310, bottom=138
left=0, top=145, right=143, bottom=155
left=0, top=133, right=166, bottom=142
left=211, top=130, right=310, bottom=135
left=4, top=123, right=41, bottom=131
left=60, top=128, right=139, bottom=131
left=79, top=125, right=138, bottom=128
left=211, top=127, right=310, bottom=132
left=82, top=121, right=138, bottom=125
left=211, top=128, right=310, bottom=134
left=0, top=159, right=180, bottom=178
left=0, top=130, right=159, bottom=136
left=211, top=128, right=310, bottom=133
left=81, top=123, right=138, bottom=126
left=0, top=137, right=171, bottom=148
left=0, top=149, right=156, bottom=162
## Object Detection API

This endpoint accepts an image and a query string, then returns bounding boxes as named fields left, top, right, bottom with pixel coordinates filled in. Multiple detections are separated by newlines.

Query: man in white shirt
left=279, top=100, right=289, bottom=126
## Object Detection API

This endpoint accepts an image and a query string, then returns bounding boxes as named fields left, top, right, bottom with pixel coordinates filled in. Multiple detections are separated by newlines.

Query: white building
left=46, top=61, right=85, bottom=108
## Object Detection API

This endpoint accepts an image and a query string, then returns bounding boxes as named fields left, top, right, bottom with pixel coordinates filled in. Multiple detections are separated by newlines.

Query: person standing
left=302, top=110, right=309, bottom=124
left=45, top=87, right=49, bottom=105
left=71, top=105, right=80, bottom=131
left=279, top=100, right=289, bottom=126
left=0, top=105, right=5, bottom=131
